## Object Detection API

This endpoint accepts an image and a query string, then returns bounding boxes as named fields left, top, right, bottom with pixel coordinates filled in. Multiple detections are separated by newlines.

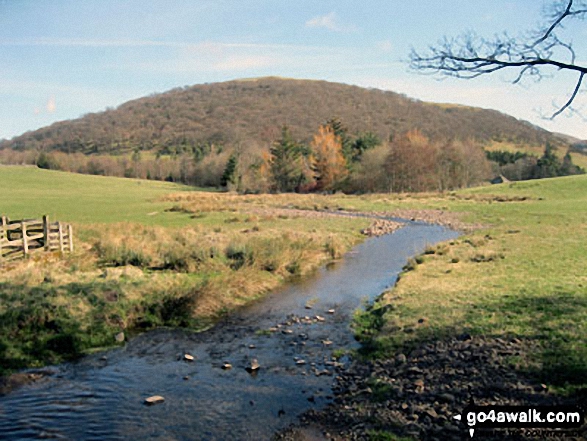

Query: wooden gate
left=0, top=215, right=73, bottom=260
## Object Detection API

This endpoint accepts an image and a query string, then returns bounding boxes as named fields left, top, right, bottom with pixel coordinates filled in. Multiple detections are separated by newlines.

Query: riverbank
left=276, top=175, right=587, bottom=440
left=0, top=224, right=459, bottom=440
left=1, top=168, right=379, bottom=377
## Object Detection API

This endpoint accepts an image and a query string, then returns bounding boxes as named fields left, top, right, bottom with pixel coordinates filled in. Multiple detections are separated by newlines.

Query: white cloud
left=46, top=96, right=56, bottom=113
left=376, top=40, right=393, bottom=53
left=212, top=55, right=275, bottom=71
left=305, top=12, right=355, bottom=32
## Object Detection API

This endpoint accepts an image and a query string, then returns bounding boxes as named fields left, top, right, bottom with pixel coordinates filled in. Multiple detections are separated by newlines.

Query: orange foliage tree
left=310, top=125, right=348, bottom=191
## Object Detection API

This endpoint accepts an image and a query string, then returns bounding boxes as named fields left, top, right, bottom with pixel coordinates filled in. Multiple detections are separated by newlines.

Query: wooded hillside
left=0, top=77, right=567, bottom=154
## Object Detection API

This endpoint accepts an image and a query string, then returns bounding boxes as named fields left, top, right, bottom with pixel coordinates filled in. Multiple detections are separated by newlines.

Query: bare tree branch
left=551, top=72, right=584, bottom=118
left=410, top=0, right=587, bottom=119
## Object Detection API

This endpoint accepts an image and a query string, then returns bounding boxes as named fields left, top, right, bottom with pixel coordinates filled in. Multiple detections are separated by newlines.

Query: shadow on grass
left=0, top=280, right=203, bottom=375
left=357, top=291, right=587, bottom=390
left=482, top=291, right=587, bottom=389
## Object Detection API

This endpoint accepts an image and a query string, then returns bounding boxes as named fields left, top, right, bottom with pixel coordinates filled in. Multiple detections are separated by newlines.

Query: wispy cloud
left=376, top=40, right=393, bottom=53
left=46, top=96, right=56, bottom=113
left=212, top=55, right=275, bottom=71
left=305, top=12, right=356, bottom=32
left=0, top=37, right=328, bottom=51
left=118, top=40, right=356, bottom=76
left=0, top=37, right=187, bottom=48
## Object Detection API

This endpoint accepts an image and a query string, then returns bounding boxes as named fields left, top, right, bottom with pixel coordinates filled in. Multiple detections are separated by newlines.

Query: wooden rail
left=0, top=215, right=73, bottom=260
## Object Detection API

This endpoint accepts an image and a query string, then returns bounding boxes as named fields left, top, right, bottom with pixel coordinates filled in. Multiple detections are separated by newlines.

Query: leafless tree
left=410, top=0, right=587, bottom=118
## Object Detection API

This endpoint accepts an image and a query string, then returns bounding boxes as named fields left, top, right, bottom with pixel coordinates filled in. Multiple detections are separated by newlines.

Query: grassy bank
left=3, top=165, right=586, bottom=396
left=0, top=167, right=368, bottom=374
left=351, top=175, right=587, bottom=393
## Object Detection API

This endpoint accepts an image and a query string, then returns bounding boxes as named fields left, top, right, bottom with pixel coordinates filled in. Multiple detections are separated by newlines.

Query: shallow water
left=0, top=223, right=458, bottom=440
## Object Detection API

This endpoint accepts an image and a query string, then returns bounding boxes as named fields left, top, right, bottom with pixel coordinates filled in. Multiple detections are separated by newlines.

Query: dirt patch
left=276, top=336, right=586, bottom=440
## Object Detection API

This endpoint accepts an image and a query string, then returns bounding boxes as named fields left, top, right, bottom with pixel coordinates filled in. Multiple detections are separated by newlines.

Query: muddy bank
left=276, top=336, right=586, bottom=440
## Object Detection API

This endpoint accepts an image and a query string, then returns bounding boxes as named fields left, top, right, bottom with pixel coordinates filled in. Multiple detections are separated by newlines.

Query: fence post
left=68, top=224, right=74, bottom=252
left=43, top=215, right=50, bottom=251
left=22, top=220, right=29, bottom=257
left=0, top=216, right=6, bottom=257
left=0, top=216, right=4, bottom=258
left=58, top=222, right=64, bottom=252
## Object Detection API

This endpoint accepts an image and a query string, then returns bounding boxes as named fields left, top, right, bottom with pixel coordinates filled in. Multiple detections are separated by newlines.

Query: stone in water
left=144, top=395, right=165, bottom=405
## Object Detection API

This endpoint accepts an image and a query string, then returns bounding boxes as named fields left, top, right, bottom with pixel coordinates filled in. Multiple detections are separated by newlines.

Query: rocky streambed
left=277, top=336, right=586, bottom=440
left=0, top=223, right=459, bottom=440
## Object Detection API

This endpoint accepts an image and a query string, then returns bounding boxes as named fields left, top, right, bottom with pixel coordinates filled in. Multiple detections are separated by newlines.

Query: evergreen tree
left=350, top=132, right=381, bottom=162
left=534, top=144, right=561, bottom=179
left=326, top=118, right=353, bottom=162
left=269, top=126, right=310, bottom=192
left=221, top=154, right=239, bottom=189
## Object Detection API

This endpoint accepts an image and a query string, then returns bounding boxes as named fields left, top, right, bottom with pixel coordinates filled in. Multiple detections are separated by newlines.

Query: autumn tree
left=435, top=139, right=490, bottom=190
left=384, top=130, right=437, bottom=192
left=326, top=118, right=353, bottom=162
left=310, top=125, right=348, bottom=191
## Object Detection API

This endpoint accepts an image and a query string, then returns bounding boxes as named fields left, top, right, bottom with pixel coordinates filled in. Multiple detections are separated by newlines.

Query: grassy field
left=0, top=166, right=206, bottom=226
left=2, top=166, right=586, bottom=396
left=0, top=167, right=369, bottom=374
left=349, top=175, right=587, bottom=393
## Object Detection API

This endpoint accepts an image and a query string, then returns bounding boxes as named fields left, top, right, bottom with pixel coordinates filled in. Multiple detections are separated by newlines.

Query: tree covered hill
left=0, top=77, right=568, bottom=154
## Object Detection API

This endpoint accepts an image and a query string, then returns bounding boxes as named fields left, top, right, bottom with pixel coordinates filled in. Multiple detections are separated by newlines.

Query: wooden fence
left=0, top=215, right=73, bottom=260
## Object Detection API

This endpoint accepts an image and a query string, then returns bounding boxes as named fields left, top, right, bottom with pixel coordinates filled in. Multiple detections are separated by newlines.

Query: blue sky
left=1, top=0, right=585, bottom=140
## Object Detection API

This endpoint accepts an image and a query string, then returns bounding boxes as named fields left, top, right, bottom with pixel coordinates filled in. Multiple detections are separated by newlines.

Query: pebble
left=275, top=336, right=557, bottom=441
left=246, top=359, right=260, bottom=372
left=184, top=354, right=195, bottom=361
left=144, top=395, right=165, bottom=405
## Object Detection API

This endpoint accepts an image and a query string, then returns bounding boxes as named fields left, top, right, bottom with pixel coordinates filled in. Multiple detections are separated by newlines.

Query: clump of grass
left=424, top=245, right=436, bottom=255
left=402, top=258, right=418, bottom=272
left=96, top=242, right=153, bottom=267
left=324, top=235, right=345, bottom=260
left=225, top=243, right=253, bottom=270
left=469, top=252, right=504, bottom=263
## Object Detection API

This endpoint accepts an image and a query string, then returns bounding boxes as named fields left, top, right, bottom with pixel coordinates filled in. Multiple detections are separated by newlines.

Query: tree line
left=1, top=117, right=581, bottom=193
left=488, top=146, right=584, bottom=181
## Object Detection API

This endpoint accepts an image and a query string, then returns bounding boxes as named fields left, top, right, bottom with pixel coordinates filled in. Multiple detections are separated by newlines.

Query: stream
left=0, top=222, right=458, bottom=440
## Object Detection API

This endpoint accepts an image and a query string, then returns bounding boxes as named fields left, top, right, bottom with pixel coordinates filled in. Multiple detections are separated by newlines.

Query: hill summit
left=1, top=77, right=565, bottom=154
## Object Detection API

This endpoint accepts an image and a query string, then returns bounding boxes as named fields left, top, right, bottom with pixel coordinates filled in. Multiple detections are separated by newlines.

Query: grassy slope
left=0, top=167, right=369, bottom=374
left=0, top=166, right=201, bottom=226
left=350, top=175, right=587, bottom=392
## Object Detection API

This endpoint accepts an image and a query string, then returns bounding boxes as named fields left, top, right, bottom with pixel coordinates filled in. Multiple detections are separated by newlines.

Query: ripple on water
left=0, top=224, right=459, bottom=440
